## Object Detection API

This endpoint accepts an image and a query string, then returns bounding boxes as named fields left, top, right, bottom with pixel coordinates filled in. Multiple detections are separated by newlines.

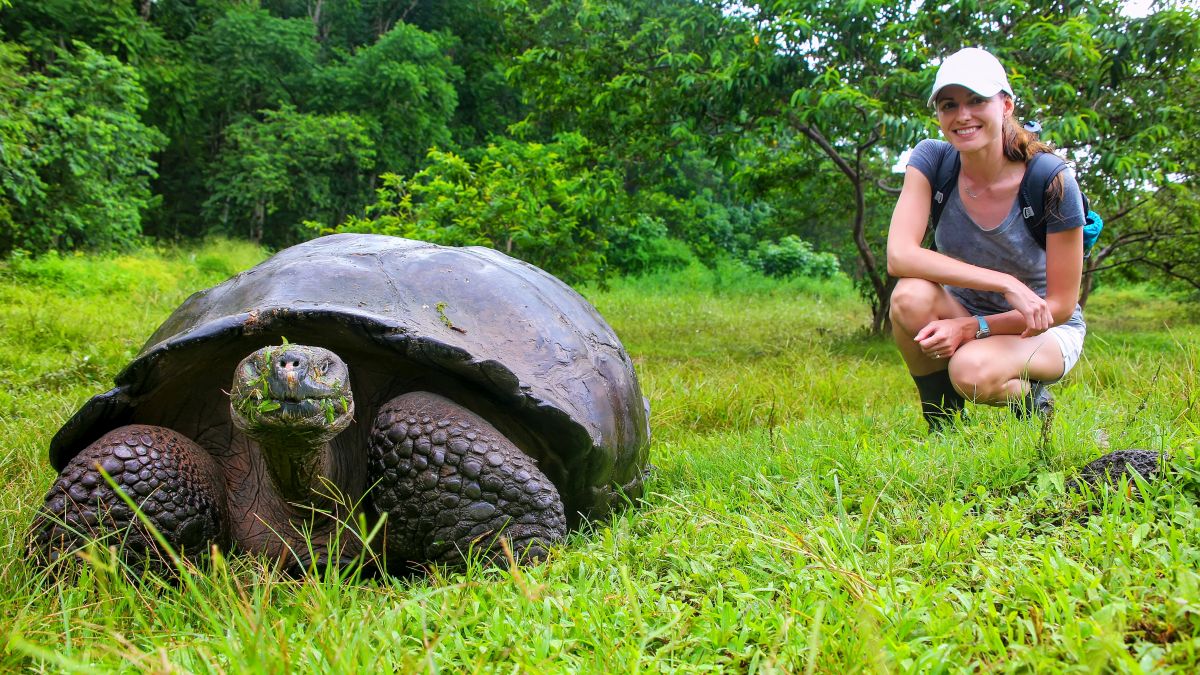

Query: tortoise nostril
left=272, top=352, right=310, bottom=377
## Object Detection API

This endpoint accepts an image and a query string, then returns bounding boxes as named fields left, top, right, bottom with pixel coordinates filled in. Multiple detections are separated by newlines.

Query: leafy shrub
left=0, top=41, right=166, bottom=255
left=2, top=238, right=267, bottom=297
left=747, top=235, right=840, bottom=279
left=326, top=133, right=646, bottom=284
left=5, top=249, right=174, bottom=297
left=606, top=215, right=694, bottom=276
left=204, top=107, right=375, bottom=246
left=629, top=186, right=775, bottom=271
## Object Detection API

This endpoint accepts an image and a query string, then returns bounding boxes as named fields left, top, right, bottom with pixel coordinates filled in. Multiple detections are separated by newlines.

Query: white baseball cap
left=927, top=47, right=1014, bottom=107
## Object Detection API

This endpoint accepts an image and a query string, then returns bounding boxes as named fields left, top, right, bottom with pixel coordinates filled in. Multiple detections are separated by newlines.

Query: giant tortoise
left=30, top=234, right=651, bottom=572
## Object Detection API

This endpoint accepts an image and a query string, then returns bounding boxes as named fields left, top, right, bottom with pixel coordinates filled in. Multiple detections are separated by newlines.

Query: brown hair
left=1001, top=115, right=1054, bottom=162
left=1001, top=97, right=1065, bottom=206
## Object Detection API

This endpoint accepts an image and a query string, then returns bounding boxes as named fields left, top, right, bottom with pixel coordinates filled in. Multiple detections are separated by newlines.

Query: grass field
left=2, top=240, right=1199, bottom=672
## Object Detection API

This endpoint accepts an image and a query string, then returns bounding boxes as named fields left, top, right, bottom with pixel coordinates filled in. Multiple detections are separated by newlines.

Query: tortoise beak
left=271, top=349, right=310, bottom=396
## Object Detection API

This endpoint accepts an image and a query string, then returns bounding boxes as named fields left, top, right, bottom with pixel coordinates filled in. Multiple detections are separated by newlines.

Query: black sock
left=913, top=370, right=965, bottom=431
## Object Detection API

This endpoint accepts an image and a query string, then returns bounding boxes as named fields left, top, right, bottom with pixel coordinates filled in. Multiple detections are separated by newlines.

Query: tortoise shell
left=49, top=234, right=650, bottom=523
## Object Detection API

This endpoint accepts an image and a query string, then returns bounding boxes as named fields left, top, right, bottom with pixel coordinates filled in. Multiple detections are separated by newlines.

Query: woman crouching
left=886, top=47, right=1087, bottom=432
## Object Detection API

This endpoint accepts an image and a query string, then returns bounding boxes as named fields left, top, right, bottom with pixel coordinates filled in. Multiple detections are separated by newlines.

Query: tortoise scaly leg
left=368, top=392, right=566, bottom=566
left=30, top=425, right=229, bottom=575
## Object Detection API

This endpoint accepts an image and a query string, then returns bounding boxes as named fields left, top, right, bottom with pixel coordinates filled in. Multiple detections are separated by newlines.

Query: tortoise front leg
left=29, top=425, right=229, bottom=575
left=367, top=392, right=567, bottom=566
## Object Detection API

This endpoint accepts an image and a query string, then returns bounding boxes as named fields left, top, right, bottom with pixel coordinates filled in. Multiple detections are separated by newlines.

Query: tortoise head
left=229, top=344, right=355, bottom=446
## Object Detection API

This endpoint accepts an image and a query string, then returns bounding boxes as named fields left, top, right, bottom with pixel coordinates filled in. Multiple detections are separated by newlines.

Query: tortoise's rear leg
left=29, top=425, right=229, bottom=575
left=367, top=392, right=566, bottom=566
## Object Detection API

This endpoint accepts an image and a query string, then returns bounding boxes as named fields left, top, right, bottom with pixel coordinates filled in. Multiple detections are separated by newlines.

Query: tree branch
left=876, top=178, right=901, bottom=195
left=793, top=121, right=858, bottom=183
left=1104, top=187, right=1162, bottom=224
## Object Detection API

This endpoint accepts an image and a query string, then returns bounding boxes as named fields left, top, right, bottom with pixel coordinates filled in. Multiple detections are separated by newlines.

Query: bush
left=605, top=216, right=694, bottom=276
left=326, top=133, right=637, bottom=284
left=747, top=235, right=840, bottom=279
left=0, top=41, right=166, bottom=255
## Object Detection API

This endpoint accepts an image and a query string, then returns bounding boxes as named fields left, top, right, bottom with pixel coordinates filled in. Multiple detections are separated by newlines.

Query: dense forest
left=1, top=0, right=1198, bottom=330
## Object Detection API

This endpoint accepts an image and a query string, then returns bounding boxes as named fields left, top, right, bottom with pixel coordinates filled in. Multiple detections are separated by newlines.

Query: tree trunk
left=308, top=0, right=326, bottom=42
left=252, top=201, right=265, bottom=243
left=1080, top=259, right=1099, bottom=309
left=872, top=277, right=898, bottom=334
left=796, top=121, right=892, bottom=335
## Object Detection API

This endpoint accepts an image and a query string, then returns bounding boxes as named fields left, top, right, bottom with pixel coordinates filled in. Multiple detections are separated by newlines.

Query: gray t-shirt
left=907, top=139, right=1086, bottom=331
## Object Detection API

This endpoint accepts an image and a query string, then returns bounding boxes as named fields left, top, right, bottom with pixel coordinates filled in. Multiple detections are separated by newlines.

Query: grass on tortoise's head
left=4, top=247, right=1200, bottom=671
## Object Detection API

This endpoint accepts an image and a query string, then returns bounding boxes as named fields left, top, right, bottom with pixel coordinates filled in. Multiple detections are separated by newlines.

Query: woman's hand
left=915, top=318, right=973, bottom=360
left=1001, top=277, right=1052, bottom=337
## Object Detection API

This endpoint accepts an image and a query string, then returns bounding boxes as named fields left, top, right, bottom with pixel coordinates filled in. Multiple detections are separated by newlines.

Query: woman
left=886, top=47, right=1087, bottom=431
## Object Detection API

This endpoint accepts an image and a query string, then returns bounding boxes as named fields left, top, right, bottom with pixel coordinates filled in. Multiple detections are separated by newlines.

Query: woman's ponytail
left=1002, top=97, right=1065, bottom=209
left=1002, top=113, right=1054, bottom=163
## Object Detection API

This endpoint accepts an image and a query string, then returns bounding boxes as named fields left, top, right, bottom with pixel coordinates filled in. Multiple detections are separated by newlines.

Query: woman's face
left=934, top=85, right=1013, bottom=154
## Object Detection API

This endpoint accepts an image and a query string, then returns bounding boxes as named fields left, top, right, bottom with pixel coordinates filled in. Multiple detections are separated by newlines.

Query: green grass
left=3, top=242, right=1200, bottom=672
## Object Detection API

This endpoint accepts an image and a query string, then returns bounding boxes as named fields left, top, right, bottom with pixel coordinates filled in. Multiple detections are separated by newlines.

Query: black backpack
left=928, top=144, right=1103, bottom=254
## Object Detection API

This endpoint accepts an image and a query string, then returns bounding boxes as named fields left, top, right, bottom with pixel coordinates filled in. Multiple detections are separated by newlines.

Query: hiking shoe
left=1011, top=381, right=1054, bottom=420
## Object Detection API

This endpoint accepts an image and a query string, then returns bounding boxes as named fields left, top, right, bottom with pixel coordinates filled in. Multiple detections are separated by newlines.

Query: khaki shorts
left=1046, top=322, right=1086, bottom=382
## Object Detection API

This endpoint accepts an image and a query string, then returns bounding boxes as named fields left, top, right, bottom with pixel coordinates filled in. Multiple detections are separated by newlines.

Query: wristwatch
left=974, top=315, right=991, bottom=340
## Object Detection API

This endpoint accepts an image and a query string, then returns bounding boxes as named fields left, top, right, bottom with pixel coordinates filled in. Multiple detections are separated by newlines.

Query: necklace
left=964, top=184, right=980, bottom=199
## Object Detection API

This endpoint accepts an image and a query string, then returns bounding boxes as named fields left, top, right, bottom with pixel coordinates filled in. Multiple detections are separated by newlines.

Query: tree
left=498, top=0, right=922, bottom=327
left=0, top=0, right=167, bottom=66
left=0, top=42, right=36, bottom=239
left=496, top=0, right=798, bottom=263
left=144, top=3, right=460, bottom=242
left=310, top=21, right=461, bottom=175
left=205, top=107, right=375, bottom=245
left=0, top=42, right=165, bottom=254
left=326, top=133, right=664, bottom=283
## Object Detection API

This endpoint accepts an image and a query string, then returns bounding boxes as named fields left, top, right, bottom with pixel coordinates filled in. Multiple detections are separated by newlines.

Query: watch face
left=976, top=329, right=989, bottom=339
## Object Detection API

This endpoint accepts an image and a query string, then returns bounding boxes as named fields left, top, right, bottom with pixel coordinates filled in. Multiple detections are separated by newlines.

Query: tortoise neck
left=256, top=434, right=339, bottom=506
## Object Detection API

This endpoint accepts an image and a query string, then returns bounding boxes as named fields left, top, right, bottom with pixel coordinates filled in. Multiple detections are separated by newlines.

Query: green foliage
left=0, top=41, right=165, bottom=255
left=747, top=235, right=840, bottom=279
left=0, top=0, right=167, bottom=66
left=605, top=215, right=696, bottom=276
left=310, top=21, right=461, bottom=175
left=329, top=133, right=653, bottom=283
left=190, top=6, right=319, bottom=117
left=139, top=2, right=462, bottom=242
left=0, top=42, right=34, bottom=231
left=205, top=107, right=375, bottom=245
left=2, top=0, right=1199, bottom=334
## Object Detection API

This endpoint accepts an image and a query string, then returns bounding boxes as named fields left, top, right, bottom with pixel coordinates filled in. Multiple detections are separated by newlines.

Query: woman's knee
left=948, top=351, right=1007, bottom=400
left=889, top=278, right=941, bottom=326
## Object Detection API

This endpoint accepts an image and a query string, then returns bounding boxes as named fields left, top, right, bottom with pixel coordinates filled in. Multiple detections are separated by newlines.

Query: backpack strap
left=929, top=144, right=961, bottom=233
left=1019, top=152, right=1071, bottom=249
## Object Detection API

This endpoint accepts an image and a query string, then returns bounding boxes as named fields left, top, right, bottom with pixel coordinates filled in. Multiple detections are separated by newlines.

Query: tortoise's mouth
left=231, top=389, right=356, bottom=445
left=246, top=395, right=352, bottom=424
